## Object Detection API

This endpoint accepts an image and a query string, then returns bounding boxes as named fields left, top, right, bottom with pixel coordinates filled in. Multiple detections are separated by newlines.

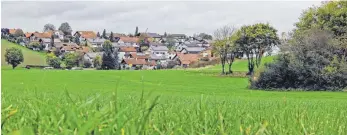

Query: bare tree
left=213, top=25, right=236, bottom=74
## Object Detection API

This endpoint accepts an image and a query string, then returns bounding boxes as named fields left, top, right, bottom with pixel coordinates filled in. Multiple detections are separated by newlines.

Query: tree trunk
left=228, top=63, right=233, bottom=74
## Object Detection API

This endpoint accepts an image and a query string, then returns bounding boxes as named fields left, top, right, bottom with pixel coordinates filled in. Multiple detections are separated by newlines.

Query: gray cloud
left=1, top=1, right=321, bottom=35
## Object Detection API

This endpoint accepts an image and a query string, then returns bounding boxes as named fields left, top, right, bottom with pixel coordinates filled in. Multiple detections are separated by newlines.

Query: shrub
left=4, top=47, right=24, bottom=69
left=251, top=29, right=347, bottom=91
left=46, top=53, right=62, bottom=68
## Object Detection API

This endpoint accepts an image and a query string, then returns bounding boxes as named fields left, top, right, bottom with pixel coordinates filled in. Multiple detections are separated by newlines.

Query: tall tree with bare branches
left=213, top=25, right=237, bottom=74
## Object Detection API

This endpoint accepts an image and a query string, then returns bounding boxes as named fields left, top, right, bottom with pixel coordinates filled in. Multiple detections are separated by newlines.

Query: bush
left=46, top=53, right=62, bottom=68
left=5, top=47, right=24, bottom=69
left=251, top=29, right=347, bottom=91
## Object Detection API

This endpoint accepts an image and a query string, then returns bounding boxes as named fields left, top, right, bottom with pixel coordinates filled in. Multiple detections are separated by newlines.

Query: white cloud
left=1, top=1, right=322, bottom=35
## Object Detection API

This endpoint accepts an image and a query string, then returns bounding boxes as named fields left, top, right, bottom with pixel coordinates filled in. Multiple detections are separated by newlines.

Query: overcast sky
left=1, top=1, right=322, bottom=36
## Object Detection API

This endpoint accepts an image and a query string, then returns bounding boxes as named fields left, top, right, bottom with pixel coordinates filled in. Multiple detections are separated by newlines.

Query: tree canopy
left=5, top=47, right=24, bottom=69
left=43, top=23, right=56, bottom=32
left=58, top=22, right=72, bottom=36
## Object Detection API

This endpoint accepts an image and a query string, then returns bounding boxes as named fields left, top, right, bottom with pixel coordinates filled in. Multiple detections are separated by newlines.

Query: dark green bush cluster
left=252, top=29, right=347, bottom=91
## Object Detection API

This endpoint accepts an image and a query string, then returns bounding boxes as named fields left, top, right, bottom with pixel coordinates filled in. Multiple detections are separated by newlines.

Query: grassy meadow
left=2, top=39, right=347, bottom=134
left=1, top=40, right=46, bottom=67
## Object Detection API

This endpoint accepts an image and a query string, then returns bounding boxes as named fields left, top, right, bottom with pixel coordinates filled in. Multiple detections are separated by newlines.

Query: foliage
left=101, top=40, right=119, bottom=70
left=96, top=32, right=100, bottom=38
left=102, top=29, right=107, bottom=39
left=198, top=33, right=213, bottom=40
left=234, top=23, right=280, bottom=75
left=135, top=26, right=139, bottom=36
left=64, top=52, right=79, bottom=69
left=13, top=29, right=24, bottom=37
left=252, top=29, right=347, bottom=91
left=28, top=42, right=41, bottom=50
left=43, top=23, right=56, bottom=32
left=74, top=34, right=80, bottom=45
left=213, top=25, right=237, bottom=74
left=109, top=32, right=114, bottom=42
left=93, top=55, right=102, bottom=69
left=4, top=47, right=24, bottom=69
left=58, top=22, right=72, bottom=36
left=295, top=1, right=347, bottom=57
left=46, top=52, right=61, bottom=68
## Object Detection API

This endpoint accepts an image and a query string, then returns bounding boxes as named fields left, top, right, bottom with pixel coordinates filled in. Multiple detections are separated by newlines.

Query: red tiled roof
left=130, top=52, right=149, bottom=59
left=119, top=37, right=139, bottom=43
left=9, top=29, right=17, bottom=34
left=122, top=58, right=147, bottom=65
left=177, top=53, right=200, bottom=65
left=25, top=32, right=33, bottom=38
left=119, top=46, right=137, bottom=52
left=33, top=32, right=52, bottom=38
left=77, top=31, right=97, bottom=39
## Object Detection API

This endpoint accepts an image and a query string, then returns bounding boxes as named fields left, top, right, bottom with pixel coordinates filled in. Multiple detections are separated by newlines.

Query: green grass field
left=2, top=66, right=347, bottom=134
left=1, top=39, right=46, bottom=68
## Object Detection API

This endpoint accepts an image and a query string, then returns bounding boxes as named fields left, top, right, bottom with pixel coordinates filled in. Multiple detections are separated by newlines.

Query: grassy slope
left=2, top=69, right=347, bottom=134
left=1, top=39, right=46, bottom=68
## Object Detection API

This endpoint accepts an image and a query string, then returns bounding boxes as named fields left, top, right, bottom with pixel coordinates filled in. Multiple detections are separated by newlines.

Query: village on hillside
left=1, top=26, right=221, bottom=70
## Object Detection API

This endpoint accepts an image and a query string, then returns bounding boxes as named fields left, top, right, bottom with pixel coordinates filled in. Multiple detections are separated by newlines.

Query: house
left=148, top=45, right=169, bottom=56
left=174, top=53, right=201, bottom=68
left=47, top=30, right=64, bottom=40
left=121, top=58, right=147, bottom=70
left=169, top=34, right=187, bottom=39
left=86, top=38, right=106, bottom=47
left=118, top=37, right=139, bottom=47
left=59, top=43, right=79, bottom=53
left=201, top=48, right=214, bottom=58
left=28, top=32, right=52, bottom=41
left=124, top=52, right=150, bottom=61
left=83, top=52, right=103, bottom=67
left=175, top=42, right=199, bottom=51
left=149, top=54, right=167, bottom=64
left=74, top=31, right=97, bottom=41
left=141, top=33, right=162, bottom=42
left=118, top=46, right=138, bottom=61
left=180, top=47, right=205, bottom=54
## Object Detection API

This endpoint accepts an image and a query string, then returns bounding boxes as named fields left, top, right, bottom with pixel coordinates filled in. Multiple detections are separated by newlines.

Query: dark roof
left=150, top=45, right=169, bottom=51
left=183, top=47, right=205, bottom=52
left=144, top=33, right=162, bottom=38
left=169, top=34, right=187, bottom=37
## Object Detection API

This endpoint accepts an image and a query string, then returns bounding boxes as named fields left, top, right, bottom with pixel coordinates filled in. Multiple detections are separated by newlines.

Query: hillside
left=1, top=39, right=47, bottom=67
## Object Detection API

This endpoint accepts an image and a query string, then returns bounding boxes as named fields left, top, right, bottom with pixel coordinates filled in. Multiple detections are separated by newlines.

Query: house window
left=156, top=52, right=159, bottom=54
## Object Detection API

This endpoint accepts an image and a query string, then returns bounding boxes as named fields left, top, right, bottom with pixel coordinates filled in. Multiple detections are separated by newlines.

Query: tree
left=64, top=52, right=79, bottom=69
left=97, top=32, right=100, bottom=38
left=252, top=28, right=347, bottom=91
left=135, top=26, right=139, bottom=36
left=164, top=32, right=167, bottom=37
left=234, top=23, right=280, bottom=75
left=58, top=22, right=72, bottom=36
left=28, top=42, right=41, bottom=50
left=94, top=55, right=102, bottom=69
left=75, top=33, right=81, bottom=45
left=5, top=47, right=24, bottom=69
left=13, top=29, right=24, bottom=37
left=101, top=40, right=119, bottom=70
left=43, top=23, right=56, bottom=32
left=213, top=25, right=236, bottom=74
left=50, top=35, right=55, bottom=49
left=102, top=29, right=107, bottom=39
left=46, top=52, right=61, bottom=68
left=109, top=31, right=114, bottom=42
left=198, top=33, right=213, bottom=40
left=295, top=1, right=347, bottom=57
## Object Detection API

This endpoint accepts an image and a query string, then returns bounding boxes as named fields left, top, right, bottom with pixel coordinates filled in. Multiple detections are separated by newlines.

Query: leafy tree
left=94, top=55, right=102, bottom=69
left=102, top=29, right=107, bottom=39
left=28, top=42, right=41, bottom=50
left=5, top=47, right=24, bottom=69
left=198, top=33, right=213, bottom=40
left=64, top=52, right=79, bottom=69
left=13, top=29, right=24, bottom=37
left=295, top=1, right=347, bottom=57
left=234, top=23, right=280, bottom=75
left=43, top=23, right=56, bottom=32
left=75, top=34, right=81, bottom=45
left=109, top=31, right=114, bottom=42
left=252, top=28, right=347, bottom=91
left=213, top=25, right=237, bottom=74
left=101, top=40, right=119, bottom=70
left=46, top=52, right=61, bottom=68
left=135, top=26, right=139, bottom=36
left=58, top=22, right=72, bottom=36
left=97, top=32, right=100, bottom=38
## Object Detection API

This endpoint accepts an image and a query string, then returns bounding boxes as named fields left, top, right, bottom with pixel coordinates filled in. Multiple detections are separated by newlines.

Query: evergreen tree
left=101, top=40, right=119, bottom=69
left=135, top=26, right=139, bottom=36
left=102, top=29, right=107, bottom=39
left=109, top=31, right=114, bottom=42
left=97, top=32, right=100, bottom=38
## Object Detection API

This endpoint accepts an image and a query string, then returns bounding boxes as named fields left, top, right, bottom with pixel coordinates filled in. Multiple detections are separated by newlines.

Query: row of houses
left=2, top=28, right=215, bottom=69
